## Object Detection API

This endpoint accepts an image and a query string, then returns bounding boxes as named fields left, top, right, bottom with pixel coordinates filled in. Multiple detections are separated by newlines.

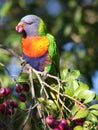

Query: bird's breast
left=22, top=36, right=49, bottom=58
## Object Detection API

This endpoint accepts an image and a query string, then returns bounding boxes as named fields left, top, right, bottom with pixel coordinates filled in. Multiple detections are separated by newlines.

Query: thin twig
left=42, top=82, right=86, bottom=109
left=29, top=66, right=35, bottom=98
left=31, top=69, right=86, bottom=109
left=37, top=101, right=47, bottom=129
left=28, top=68, right=71, bottom=112
left=33, top=70, right=62, bottom=99
left=32, top=68, right=49, bottom=99
left=28, top=66, right=48, bottom=129
left=20, top=103, right=38, bottom=130
left=43, top=82, right=71, bottom=113
left=46, top=73, right=62, bottom=102
left=58, top=96, right=71, bottom=113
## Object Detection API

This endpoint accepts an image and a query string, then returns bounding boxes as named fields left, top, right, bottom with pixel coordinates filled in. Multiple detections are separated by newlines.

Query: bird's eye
left=25, top=22, right=34, bottom=25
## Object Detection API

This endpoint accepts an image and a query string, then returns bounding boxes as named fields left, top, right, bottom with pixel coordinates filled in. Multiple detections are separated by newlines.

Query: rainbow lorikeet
left=16, top=15, right=59, bottom=76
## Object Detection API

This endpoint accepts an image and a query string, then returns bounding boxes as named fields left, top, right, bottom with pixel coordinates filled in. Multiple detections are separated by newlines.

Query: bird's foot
left=20, top=60, right=30, bottom=72
left=21, top=60, right=27, bottom=66
left=41, top=71, right=48, bottom=79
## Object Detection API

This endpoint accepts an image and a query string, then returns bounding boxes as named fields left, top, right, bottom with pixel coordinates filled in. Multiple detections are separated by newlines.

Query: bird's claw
left=21, top=59, right=27, bottom=66
left=41, top=71, right=48, bottom=79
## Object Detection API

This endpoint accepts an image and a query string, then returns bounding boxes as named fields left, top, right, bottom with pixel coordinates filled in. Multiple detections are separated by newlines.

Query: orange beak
left=16, top=22, right=24, bottom=33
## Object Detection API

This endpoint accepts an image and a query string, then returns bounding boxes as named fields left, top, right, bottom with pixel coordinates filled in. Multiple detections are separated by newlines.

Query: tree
left=0, top=0, right=98, bottom=130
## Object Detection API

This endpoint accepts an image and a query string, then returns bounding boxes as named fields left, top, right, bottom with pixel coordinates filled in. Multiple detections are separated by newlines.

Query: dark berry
left=60, top=119, right=67, bottom=125
left=19, top=94, right=26, bottom=102
left=53, top=121, right=60, bottom=128
left=1, top=103, right=7, bottom=114
left=54, top=128, right=60, bottom=130
left=7, top=108, right=14, bottom=115
left=74, top=118, right=84, bottom=126
left=46, top=115, right=54, bottom=126
left=4, top=87, right=11, bottom=95
left=15, top=84, right=23, bottom=93
left=59, top=119, right=67, bottom=130
left=0, top=104, right=6, bottom=112
left=58, top=124, right=64, bottom=130
left=10, top=101, right=18, bottom=108
left=7, top=99, right=18, bottom=108
left=0, top=88, right=5, bottom=96
left=22, top=83, right=29, bottom=91
left=65, top=125, right=73, bottom=130
left=69, top=116, right=74, bottom=121
left=1, top=100, right=16, bottom=115
left=6, top=99, right=12, bottom=105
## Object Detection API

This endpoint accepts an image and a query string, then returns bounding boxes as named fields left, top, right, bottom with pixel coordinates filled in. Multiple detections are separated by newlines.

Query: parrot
left=16, top=14, right=60, bottom=77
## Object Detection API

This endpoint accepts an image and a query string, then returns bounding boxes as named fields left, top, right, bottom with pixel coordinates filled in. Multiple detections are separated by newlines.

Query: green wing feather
left=38, top=20, right=60, bottom=76
left=38, top=19, right=47, bottom=36
left=46, top=33, right=60, bottom=76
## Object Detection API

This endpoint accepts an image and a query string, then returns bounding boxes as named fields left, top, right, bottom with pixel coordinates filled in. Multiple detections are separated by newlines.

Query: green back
left=47, top=33, right=60, bottom=76
left=38, top=20, right=60, bottom=77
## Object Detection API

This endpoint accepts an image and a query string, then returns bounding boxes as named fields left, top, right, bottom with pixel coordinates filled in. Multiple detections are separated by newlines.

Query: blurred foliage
left=1, top=1, right=98, bottom=129
left=0, top=0, right=98, bottom=87
left=0, top=66, right=98, bottom=130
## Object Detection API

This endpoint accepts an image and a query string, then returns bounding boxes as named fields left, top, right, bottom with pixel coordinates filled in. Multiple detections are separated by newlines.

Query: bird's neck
left=23, top=32, right=39, bottom=38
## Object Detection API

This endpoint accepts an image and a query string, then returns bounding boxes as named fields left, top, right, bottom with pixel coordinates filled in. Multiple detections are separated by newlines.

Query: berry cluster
left=0, top=87, right=18, bottom=115
left=0, top=99, right=18, bottom=115
left=46, top=115, right=73, bottom=130
left=46, top=115, right=85, bottom=130
left=0, top=87, right=11, bottom=96
left=15, top=83, right=29, bottom=102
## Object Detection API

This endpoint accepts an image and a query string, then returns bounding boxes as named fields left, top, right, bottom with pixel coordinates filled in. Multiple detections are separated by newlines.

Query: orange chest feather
left=22, top=36, right=49, bottom=58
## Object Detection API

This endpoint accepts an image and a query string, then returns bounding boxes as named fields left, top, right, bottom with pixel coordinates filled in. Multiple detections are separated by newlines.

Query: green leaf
left=46, top=100, right=57, bottom=111
left=62, top=69, right=69, bottom=79
left=87, top=113, right=98, bottom=123
left=78, top=81, right=89, bottom=89
left=67, top=81, right=75, bottom=95
left=64, top=87, right=72, bottom=96
left=38, top=98, right=57, bottom=112
left=83, top=121, right=94, bottom=130
left=62, top=69, right=80, bottom=81
left=74, top=126, right=83, bottom=130
left=78, top=90, right=95, bottom=103
left=73, top=108, right=88, bottom=120
left=69, top=70, right=80, bottom=80
left=90, top=110, right=98, bottom=116
left=71, top=105, right=80, bottom=116
left=72, top=80, right=79, bottom=90
left=89, top=104, right=98, bottom=110
left=0, top=1, right=12, bottom=16
left=64, top=24, right=72, bottom=36
left=73, top=80, right=79, bottom=92
left=69, top=1, right=77, bottom=8
left=18, top=102, right=26, bottom=109
left=74, top=7, right=82, bottom=23
left=73, top=82, right=89, bottom=97
left=38, top=97, right=45, bottom=103
left=64, top=80, right=78, bottom=96
left=0, top=73, right=10, bottom=87
left=16, top=73, right=29, bottom=83
left=95, top=95, right=98, bottom=100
